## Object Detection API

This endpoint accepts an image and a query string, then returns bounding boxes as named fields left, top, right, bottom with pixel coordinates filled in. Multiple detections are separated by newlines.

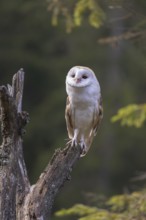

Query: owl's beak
left=75, top=78, right=81, bottom=83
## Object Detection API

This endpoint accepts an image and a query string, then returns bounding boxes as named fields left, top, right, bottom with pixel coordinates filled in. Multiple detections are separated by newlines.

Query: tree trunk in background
left=0, top=69, right=81, bottom=219
left=98, top=7, right=125, bottom=193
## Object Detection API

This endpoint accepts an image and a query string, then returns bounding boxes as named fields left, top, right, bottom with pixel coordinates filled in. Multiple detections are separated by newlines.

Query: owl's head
left=66, top=66, right=98, bottom=88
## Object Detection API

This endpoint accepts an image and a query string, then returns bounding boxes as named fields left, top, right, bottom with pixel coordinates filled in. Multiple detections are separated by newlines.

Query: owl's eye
left=71, top=74, right=75, bottom=78
left=82, top=75, right=88, bottom=79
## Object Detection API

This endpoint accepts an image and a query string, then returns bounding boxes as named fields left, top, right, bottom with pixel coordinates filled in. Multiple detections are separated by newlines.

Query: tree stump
left=0, top=69, right=81, bottom=220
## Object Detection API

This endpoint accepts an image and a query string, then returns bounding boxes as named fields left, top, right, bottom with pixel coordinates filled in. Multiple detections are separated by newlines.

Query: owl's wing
left=86, top=96, right=103, bottom=143
left=93, top=96, right=103, bottom=136
left=82, top=96, right=103, bottom=157
left=65, top=96, right=74, bottom=139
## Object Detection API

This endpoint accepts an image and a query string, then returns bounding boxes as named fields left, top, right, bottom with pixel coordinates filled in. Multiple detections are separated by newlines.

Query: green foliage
left=55, top=190, right=146, bottom=220
left=74, top=0, right=105, bottom=28
left=55, top=204, right=99, bottom=217
left=47, top=0, right=74, bottom=32
left=111, top=104, right=146, bottom=128
left=47, top=0, right=105, bottom=32
left=55, top=204, right=117, bottom=220
left=107, top=194, right=128, bottom=212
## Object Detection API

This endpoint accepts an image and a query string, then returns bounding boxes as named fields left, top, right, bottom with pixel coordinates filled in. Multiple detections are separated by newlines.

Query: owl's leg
left=71, top=129, right=79, bottom=147
left=79, top=135, right=87, bottom=157
left=71, top=130, right=87, bottom=156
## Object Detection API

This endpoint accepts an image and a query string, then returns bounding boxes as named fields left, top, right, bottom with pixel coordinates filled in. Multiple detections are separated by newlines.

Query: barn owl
left=65, top=66, right=103, bottom=157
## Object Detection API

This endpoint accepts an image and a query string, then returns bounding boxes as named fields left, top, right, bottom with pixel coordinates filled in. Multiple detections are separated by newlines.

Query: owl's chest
left=68, top=85, right=99, bottom=129
left=69, top=86, right=96, bottom=108
left=73, top=106, right=94, bottom=130
left=70, top=91, right=96, bottom=129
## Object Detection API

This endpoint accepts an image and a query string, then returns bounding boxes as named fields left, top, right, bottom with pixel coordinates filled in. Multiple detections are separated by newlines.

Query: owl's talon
left=66, top=139, right=72, bottom=146
left=71, top=139, right=78, bottom=147
left=79, top=142, right=87, bottom=157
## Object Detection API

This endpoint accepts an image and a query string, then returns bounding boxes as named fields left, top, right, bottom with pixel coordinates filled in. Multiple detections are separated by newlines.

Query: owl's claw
left=66, top=138, right=78, bottom=147
left=71, top=138, right=78, bottom=147
left=79, top=141, right=87, bottom=157
left=66, top=138, right=87, bottom=157
left=71, top=139, right=87, bottom=157
left=66, top=139, right=72, bottom=146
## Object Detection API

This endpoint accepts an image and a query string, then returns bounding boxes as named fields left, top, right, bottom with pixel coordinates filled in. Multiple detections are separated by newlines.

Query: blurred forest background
left=0, top=0, right=146, bottom=219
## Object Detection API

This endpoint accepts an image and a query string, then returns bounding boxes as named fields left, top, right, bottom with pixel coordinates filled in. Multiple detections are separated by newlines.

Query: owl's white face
left=66, top=66, right=98, bottom=88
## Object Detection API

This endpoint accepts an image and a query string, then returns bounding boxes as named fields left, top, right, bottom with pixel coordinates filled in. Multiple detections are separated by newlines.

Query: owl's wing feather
left=93, top=96, right=103, bottom=135
left=83, top=96, right=103, bottom=156
left=65, top=96, right=74, bottom=139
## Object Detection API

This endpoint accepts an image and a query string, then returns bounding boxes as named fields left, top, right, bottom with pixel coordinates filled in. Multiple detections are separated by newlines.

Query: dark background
left=0, top=0, right=146, bottom=218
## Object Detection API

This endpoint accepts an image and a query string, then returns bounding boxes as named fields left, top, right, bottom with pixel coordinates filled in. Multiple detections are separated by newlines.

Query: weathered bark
left=0, top=69, right=81, bottom=220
